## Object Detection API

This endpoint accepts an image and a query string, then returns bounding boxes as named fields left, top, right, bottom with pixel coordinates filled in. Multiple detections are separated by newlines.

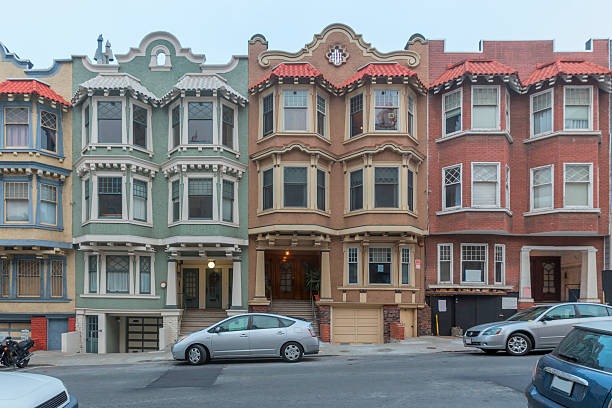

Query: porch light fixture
left=285, top=251, right=290, bottom=256
left=208, top=260, right=216, bottom=269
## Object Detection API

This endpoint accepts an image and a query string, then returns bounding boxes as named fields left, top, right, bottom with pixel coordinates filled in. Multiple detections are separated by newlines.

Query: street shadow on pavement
left=465, top=349, right=550, bottom=357
left=172, top=356, right=321, bottom=366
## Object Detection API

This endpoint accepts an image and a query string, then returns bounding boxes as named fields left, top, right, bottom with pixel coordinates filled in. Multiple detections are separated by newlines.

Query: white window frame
left=221, top=175, right=239, bottom=226
left=91, top=96, right=127, bottom=145
left=261, top=91, right=275, bottom=138
left=316, top=93, right=327, bottom=138
left=400, top=247, right=411, bottom=286
left=367, top=246, right=393, bottom=285
left=183, top=96, right=218, bottom=145
left=471, top=85, right=500, bottom=130
left=505, top=165, right=510, bottom=209
left=470, top=162, right=500, bottom=208
left=373, top=165, right=400, bottom=209
left=346, top=246, right=359, bottom=285
left=128, top=99, right=153, bottom=152
left=505, top=89, right=511, bottom=133
left=282, top=165, right=309, bottom=208
left=407, top=92, right=415, bottom=136
left=82, top=100, right=90, bottom=148
left=182, top=173, right=219, bottom=222
left=563, top=85, right=593, bottom=131
left=494, top=244, right=505, bottom=285
left=83, top=253, right=99, bottom=294
left=168, top=175, right=180, bottom=225
left=442, top=163, right=462, bottom=211
left=530, top=89, right=554, bottom=138
left=101, top=253, right=134, bottom=295
left=373, top=88, right=400, bottom=132
left=81, top=175, right=90, bottom=224
left=260, top=166, right=274, bottom=211
left=437, top=243, right=453, bottom=284
left=563, top=162, right=593, bottom=209
left=282, top=88, right=310, bottom=133
left=136, top=254, right=155, bottom=295
left=442, top=88, right=462, bottom=136
left=129, top=175, right=152, bottom=225
left=220, top=102, right=239, bottom=153
left=460, top=243, right=488, bottom=284
left=530, top=164, right=554, bottom=211
left=167, top=99, right=181, bottom=151
left=92, top=172, right=128, bottom=221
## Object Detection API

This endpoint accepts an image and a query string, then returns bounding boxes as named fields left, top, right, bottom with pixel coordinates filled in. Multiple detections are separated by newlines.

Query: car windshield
left=554, top=328, right=612, bottom=374
left=505, top=306, right=550, bottom=321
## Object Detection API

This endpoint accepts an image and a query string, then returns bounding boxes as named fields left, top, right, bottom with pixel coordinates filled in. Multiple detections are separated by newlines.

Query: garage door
left=127, top=317, right=162, bottom=352
left=332, top=307, right=381, bottom=344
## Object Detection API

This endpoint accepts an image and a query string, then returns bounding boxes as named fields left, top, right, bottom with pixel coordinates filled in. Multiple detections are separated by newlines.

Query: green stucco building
left=71, top=32, right=248, bottom=353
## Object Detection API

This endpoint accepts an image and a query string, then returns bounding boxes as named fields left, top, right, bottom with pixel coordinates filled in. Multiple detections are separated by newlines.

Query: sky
left=2, top=0, right=612, bottom=68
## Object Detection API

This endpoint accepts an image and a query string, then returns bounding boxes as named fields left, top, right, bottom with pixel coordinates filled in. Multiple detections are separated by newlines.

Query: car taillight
left=308, top=327, right=316, bottom=337
left=532, top=361, right=539, bottom=382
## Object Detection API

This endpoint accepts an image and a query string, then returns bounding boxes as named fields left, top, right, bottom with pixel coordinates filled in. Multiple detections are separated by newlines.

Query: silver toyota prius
left=463, top=302, right=612, bottom=356
left=172, top=313, right=319, bottom=364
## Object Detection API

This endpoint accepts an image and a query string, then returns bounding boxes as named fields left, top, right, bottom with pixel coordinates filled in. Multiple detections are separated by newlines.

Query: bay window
left=98, top=177, right=122, bottom=218
left=4, top=181, right=29, bottom=222
left=283, top=90, right=308, bottom=131
left=188, top=178, right=213, bottom=219
left=442, top=165, right=461, bottom=210
left=375, top=90, right=399, bottom=131
left=347, top=247, right=358, bottom=285
left=443, top=90, right=461, bottom=135
left=40, top=111, right=58, bottom=152
left=531, top=165, right=553, bottom=210
left=438, top=244, right=452, bottom=283
left=283, top=167, right=307, bottom=207
left=97, top=101, right=122, bottom=143
left=316, top=95, right=326, bottom=137
left=188, top=102, right=213, bottom=144
left=132, top=105, right=147, bottom=148
left=39, top=183, right=57, bottom=225
left=472, top=86, right=499, bottom=129
left=262, top=94, right=274, bottom=136
left=350, top=169, right=363, bottom=211
left=369, top=247, right=392, bottom=284
left=5, top=107, right=29, bottom=147
left=374, top=167, right=398, bottom=208
left=262, top=169, right=274, bottom=211
left=222, top=105, right=235, bottom=149
left=16, top=259, right=40, bottom=297
left=531, top=90, right=553, bottom=136
left=564, top=164, right=592, bottom=208
left=350, top=94, right=363, bottom=138
left=132, top=179, right=147, bottom=222
left=564, top=87, right=591, bottom=130
left=222, top=180, right=235, bottom=223
left=106, top=255, right=129, bottom=294
left=471, top=163, right=499, bottom=207
left=461, top=244, right=486, bottom=283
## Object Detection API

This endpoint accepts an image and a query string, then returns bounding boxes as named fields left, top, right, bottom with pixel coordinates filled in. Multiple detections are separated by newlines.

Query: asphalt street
left=25, top=350, right=542, bottom=407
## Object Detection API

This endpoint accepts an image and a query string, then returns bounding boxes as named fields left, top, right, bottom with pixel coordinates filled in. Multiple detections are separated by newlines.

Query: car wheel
left=482, top=349, right=498, bottom=355
left=186, top=345, right=208, bottom=365
left=506, top=333, right=531, bottom=356
left=281, top=342, right=303, bottom=362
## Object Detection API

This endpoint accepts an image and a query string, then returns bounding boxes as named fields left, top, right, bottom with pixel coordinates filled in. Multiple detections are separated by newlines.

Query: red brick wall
left=68, top=317, right=76, bottom=332
left=30, top=317, right=47, bottom=351
left=417, top=305, right=432, bottom=336
left=383, top=305, right=400, bottom=343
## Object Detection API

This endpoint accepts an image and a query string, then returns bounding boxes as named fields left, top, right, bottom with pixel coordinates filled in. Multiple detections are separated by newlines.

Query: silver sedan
left=172, top=313, right=319, bottom=364
left=463, top=302, right=612, bottom=356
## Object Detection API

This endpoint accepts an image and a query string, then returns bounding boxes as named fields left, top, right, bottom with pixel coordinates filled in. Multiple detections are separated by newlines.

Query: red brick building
left=424, top=39, right=612, bottom=335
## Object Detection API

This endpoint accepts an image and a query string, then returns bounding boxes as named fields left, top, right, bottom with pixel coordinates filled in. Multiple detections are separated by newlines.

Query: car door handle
left=239, top=334, right=248, bottom=337
left=276, top=331, right=284, bottom=335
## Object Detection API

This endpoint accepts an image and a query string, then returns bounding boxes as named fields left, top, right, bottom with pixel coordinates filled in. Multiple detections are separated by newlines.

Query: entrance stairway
left=270, top=300, right=319, bottom=336
left=179, top=309, right=228, bottom=336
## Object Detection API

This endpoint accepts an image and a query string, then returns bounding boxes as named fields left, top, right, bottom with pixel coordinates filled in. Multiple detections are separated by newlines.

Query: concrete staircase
left=270, top=300, right=319, bottom=336
left=179, top=309, right=228, bottom=336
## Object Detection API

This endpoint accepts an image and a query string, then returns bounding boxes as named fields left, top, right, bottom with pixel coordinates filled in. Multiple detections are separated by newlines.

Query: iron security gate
left=86, top=316, right=98, bottom=353
left=126, top=317, right=162, bottom=352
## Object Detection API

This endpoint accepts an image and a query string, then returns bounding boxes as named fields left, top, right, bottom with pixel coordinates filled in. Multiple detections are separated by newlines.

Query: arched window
left=156, top=52, right=166, bottom=66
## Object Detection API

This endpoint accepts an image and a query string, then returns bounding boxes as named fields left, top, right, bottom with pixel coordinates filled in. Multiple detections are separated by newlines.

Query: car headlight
left=482, top=327, right=503, bottom=336
left=176, top=335, right=189, bottom=344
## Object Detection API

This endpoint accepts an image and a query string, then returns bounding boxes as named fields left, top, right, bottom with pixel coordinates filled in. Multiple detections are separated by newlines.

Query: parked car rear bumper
left=303, top=337, right=319, bottom=355
left=525, top=383, right=566, bottom=408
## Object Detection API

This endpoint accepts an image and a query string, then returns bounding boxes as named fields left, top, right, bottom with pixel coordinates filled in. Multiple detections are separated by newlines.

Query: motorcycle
left=0, top=336, right=34, bottom=368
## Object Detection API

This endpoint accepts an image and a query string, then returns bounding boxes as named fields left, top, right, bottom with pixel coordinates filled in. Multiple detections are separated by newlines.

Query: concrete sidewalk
left=27, top=336, right=473, bottom=367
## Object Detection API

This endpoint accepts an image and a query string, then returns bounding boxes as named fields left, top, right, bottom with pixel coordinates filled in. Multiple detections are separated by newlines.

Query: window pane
left=50, top=260, right=63, bottom=298
left=445, top=184, right=461, bottom=209
left=375, top=90, right=399, bottom=131
left=407, top=170, right=414, bottom=211
left=263, top=169, right=273, bottom=210
left=263, top=94, right=274, bottom=136
left=534, top=185, right=552, bottom=209
left=533, top=92, right=552, bottom=135
left=88, top=255, right=97, bottom=293
left=132, top=105, right=147, bottom=148
left=98, top=177, right=122, bottom=218
left=350, top=94, right=363, bottom=137
left=222, top=105, right=234, bottom=148
left=317, top=95, right=326, bottom=137
left=218, top=316, right=249, bottom=332
left=41, top=111, right=57, bottom=152
left=317, top=169, right=325, bottom=211
left=439, top=245, right=452, bottom=282
left=17, top=260, right=40, bottom=297
left=565, top=106, right=589, bottom=129
left=375, top=167, right=398, bottom=208
left=40, top=201, right=57, bottom=225
left=440, top=262, right=451, bottom=282
left=188, top=179, right=213, bottom=219
left=133, top=180, right=147, bottom=221
left=565, top=183, right=589, bottom=206
left=350, top=169, right=363, bottom=211
left=172, top=180, right=180, bottom=222
left=106, top=255, right=129, bottom=293
left=172, top=106, right=181, bottom=147
left=5, top=181, right=29, bottom=221
left=252, top=315, right=281, bottom=329
left=473, top=164, right=497, bottom=206
left=462, top=245, right=486, bottom=283
left=139, top=257, right=151, bottom=294
left=401, top=248, right=410, bottom=285
left=576, top=304, right=609, bottom=318
left=98, top=102, right=122, bottom=144
left=473, top=106, right=497, bottom=129
left=348, top=247, right=358, bottom=284
left=284, top=167, right=307, bottom=207
left=223, top=180, right=234, bottom=222
left=284, top=108, right=307, bottom=131
left=188, top=102, right=213, bottom=144
left=369, top=247, right=391, bottom=284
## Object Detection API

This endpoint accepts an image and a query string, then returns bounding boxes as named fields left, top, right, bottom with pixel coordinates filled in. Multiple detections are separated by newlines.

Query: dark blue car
left=526, top=321, right=612, bottom=407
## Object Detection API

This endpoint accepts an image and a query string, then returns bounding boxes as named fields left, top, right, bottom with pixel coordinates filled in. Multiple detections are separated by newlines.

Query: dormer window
left=5, top=107, right=29, bottom=148
left=472, top=86, right=499, bottom=130
left=564, top=86, right=592, bottom=130
left=443, top=89, right=462, bottom=136
left=98, top=101, right=122, bottom=143
left=531, top=89, right=553, bottom=137
left=283, top=90, right=308, bottom=131
left=374, top=90, right=399, bottom=131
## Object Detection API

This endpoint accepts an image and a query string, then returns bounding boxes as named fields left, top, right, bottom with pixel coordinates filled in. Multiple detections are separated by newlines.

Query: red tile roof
left=430, top=59, right=518, bottom=88
left=0, top=79, right=71, bottom=107
left=250, top=63, right=327, bottom=90
left=524, top=59, right=612, bottom=86
left=341, top=63, right=423, bottom=88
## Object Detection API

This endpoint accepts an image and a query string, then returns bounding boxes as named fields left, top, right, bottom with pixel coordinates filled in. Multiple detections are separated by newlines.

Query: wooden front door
left=531, top=257, right=561, bottom=302
left=206, top=269, right=222, bottom=309
left=183, top=268, right=199, bottom=308
left=268, top=252, right=318, bottom=300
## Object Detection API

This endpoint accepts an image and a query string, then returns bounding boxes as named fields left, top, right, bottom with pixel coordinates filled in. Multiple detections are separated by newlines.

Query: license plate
left=551, top=375, right=574, bottom=395
left=465, top=338, right=472, bottom=345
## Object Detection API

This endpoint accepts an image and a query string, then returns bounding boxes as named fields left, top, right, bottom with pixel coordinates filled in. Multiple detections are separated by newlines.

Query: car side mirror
left=541, top=316, right=550, bottom=322
left=214, top=326, right=222, bottom=333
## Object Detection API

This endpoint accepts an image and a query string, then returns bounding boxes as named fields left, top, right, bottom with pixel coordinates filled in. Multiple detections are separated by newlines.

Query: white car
left=0, top=372, right=78, bottom=407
